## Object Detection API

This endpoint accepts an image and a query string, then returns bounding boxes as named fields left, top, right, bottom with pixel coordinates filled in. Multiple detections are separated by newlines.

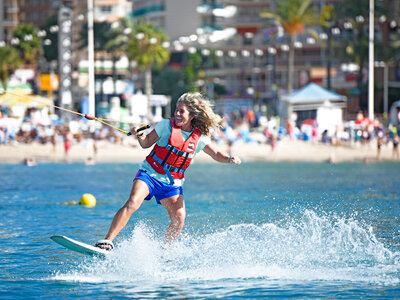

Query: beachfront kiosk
left=280, top=82, right=347, bottom=136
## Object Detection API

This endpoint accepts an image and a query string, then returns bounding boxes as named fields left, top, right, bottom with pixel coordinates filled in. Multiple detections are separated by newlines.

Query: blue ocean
left=0, top=162, right=399, bottom=298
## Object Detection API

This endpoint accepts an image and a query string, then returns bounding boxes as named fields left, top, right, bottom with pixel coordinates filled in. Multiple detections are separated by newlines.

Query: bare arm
left=130, top=127, right=159, bottom=149
left=203, top=143, right=241, bottom=165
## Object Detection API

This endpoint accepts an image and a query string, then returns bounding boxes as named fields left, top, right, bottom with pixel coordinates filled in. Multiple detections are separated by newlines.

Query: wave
left=52, top=210, right=400, bottom=285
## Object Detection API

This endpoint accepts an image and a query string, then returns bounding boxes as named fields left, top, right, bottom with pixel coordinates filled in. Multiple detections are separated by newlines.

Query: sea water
left=0, top=162, right=399, bottom=298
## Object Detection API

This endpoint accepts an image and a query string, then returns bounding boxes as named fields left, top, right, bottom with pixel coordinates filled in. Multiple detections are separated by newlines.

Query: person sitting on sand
left=95, top=92, right=241, bottom=250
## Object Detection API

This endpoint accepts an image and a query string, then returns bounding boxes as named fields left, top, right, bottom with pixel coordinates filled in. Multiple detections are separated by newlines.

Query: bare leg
left=102, top=179, right=149, bottom=247
left=160, top=194, right=186, bottom=244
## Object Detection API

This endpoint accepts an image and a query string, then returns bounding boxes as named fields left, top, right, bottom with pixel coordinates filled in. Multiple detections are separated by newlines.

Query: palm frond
left=298, top=0, right=312, bottom=17
left=306, top=28, right=319, bottom=41
left=260, top=10, right=283, bottom=24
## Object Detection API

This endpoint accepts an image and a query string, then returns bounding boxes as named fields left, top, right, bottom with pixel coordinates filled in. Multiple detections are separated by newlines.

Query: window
left=100, top=6, right=112, bottom=12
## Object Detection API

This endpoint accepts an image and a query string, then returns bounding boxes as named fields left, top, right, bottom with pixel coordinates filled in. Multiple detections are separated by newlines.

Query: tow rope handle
left=84, top=114, right=149, bottom=136
left=127, top=125, right=150, bottom=136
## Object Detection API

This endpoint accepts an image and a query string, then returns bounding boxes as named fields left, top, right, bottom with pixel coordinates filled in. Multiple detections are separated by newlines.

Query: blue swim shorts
left=134, top=169, right=183, bottom=204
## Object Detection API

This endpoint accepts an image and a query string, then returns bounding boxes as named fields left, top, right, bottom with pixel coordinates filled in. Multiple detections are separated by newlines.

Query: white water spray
left=54, top=210, right=400, bottom=285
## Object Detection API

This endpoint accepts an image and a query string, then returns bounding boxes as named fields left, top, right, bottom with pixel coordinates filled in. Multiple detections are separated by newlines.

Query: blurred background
left=0, top=0, right=400, bottom=156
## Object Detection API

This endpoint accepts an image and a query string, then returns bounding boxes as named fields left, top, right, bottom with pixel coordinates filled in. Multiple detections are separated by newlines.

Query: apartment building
left=158, top=0, right=399, bottom=116
left=18, top=0, right=60, bottom=27
left=129, top=0, right=320, bottom=104
left=0, top=0, right=19, bottom=41
left=130, top=0, right=202, bottom=41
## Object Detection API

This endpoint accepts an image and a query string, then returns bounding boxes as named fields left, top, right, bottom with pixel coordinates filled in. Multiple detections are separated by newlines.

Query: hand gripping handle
left=127, top=125, right=150, bottom=136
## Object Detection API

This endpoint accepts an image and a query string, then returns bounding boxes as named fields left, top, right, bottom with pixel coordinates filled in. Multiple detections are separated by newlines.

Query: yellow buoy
left=79, top=193, right=96, bottom=207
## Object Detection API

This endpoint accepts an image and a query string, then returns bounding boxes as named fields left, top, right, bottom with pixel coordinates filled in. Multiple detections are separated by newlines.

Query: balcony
left=131, top=4, right=165, bottom=17
left=2, top=19, right=19, bottom=27
left=5, top=6, right=19, bottom=13
left=197, top=3, right=224, bottom=15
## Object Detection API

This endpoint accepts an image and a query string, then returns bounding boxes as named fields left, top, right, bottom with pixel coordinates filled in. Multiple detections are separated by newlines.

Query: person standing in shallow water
left=95, top=93, right=241, bottom=250
left=63, top=126, right=73, bottom=163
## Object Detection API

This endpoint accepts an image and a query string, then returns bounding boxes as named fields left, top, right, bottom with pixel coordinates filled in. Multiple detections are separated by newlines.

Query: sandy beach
left=0, top=138, right=397, bottom=164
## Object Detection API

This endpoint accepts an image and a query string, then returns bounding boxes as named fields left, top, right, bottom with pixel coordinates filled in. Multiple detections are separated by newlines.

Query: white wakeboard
left=50, top=235, right=109, bottom=257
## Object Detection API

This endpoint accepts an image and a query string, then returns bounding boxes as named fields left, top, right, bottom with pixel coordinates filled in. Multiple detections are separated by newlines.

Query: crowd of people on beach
left=214, top=108, right=400, bottom=161
left=0, top=105, right=399, bottom=162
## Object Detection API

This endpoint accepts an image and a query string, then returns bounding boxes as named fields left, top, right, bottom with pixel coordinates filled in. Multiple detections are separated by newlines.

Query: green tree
left=152, top=52, right=207, bottom=112
left=183, top=52, right=203, bottom=92
left=12, top=24, right=43, bottom=65
left=260, top=0, right=320, bottom=93
left=104, top=18, right=134, bottom=53
left=153, top=51, right=226, bottom=110
left=40, top=14, right=58, bottom=62
left=391, top=30, right=400, bottom=48
left=0, top=46, right=22, bottom=91
left=125, top=19, right=170, bottom=119
left=153, top=67, right=187, bottom=113
left=79, top=22, right=112, bottom=52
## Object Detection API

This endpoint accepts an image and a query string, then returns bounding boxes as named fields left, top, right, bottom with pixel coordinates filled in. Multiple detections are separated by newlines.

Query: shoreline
left=0, top=139, right=398, bottom=164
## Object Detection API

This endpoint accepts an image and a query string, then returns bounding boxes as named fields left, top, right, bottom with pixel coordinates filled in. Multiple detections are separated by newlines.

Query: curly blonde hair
left=177, top=92, right=220, bottom=136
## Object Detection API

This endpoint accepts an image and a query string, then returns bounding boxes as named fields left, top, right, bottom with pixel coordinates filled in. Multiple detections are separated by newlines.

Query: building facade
left=18, top=0, right=60, bottom=27
left=146, top=0, right=400, bottom=118
left=130, top=0, right=202, bottom=41
left=94, top=0, right=131, bottom=23
left=0, top=0, right=19, bottom=41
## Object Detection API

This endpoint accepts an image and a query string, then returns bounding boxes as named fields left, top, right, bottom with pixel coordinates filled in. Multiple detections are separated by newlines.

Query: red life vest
left=146, top=118, right=202, bottom=184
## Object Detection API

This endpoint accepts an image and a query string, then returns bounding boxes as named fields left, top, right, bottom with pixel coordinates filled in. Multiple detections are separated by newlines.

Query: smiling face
left=175, top=102, right=194, bottom=131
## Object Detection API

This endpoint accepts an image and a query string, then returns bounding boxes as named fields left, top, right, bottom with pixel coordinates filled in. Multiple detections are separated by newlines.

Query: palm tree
left=12, top=24, right=43, bottom=65
left=79, top=21, right=112, bottom=52
left=260, top=0, right=320, bottom=93
left=104, top=18, right=134, bottom=53
left=0, top=46, right=21, bottom=91
left=125, top=19, right=170, bottom=120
